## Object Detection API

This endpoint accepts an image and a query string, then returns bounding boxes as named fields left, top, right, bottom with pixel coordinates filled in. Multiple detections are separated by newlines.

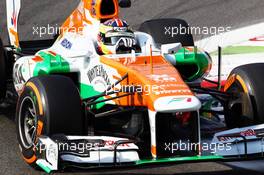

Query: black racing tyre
left=16, top=75, right=84, bottom=167
left=139, top=18, right=194, bottom=46
left=0, top=38, right=6, bottom=100
left=224, top=63, right=264, bottom=128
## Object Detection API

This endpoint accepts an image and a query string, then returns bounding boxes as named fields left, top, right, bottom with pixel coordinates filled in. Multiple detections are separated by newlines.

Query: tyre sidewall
left=225, top=64, right=264, bottom=127
left=16, top=75, right=84, bottom=166
left=0, top=38, right=6, bottom=99
left=16, top=83, right=43, bottom=165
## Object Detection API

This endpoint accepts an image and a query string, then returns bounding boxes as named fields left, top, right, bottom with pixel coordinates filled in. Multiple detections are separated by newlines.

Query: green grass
left=211, top=46, right=264, bottom=55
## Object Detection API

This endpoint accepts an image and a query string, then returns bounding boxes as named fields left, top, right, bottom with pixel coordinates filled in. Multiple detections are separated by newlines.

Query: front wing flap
left=35, top=136, right=140, bottom=173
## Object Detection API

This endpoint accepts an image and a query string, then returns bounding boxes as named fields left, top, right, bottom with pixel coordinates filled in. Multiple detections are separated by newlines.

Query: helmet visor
left=104, top=32, right=135, bottom=46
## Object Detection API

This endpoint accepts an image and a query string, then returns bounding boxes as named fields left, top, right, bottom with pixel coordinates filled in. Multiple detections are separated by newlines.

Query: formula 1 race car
left=1, top=0, right=264, bottom=173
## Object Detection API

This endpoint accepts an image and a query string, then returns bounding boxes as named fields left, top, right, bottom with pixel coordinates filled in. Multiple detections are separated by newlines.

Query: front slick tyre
left=224, top=63, right=264, bottom=128
left=16, top=75, right=84, bottom=168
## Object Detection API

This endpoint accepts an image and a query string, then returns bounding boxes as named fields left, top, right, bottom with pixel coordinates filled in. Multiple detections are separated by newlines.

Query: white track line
left=195, top=23, right=264, bottom=52
left=207, top=53, right=264, bottom=80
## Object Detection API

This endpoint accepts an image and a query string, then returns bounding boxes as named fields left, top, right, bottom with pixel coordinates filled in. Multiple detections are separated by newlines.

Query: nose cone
left=154, top=95, right=201, bottom=113
left=100, top=55, right=199, bottom=110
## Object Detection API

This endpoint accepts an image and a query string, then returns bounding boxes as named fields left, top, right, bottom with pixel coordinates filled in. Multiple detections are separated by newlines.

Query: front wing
left=35, top=123, right=264, bottom=173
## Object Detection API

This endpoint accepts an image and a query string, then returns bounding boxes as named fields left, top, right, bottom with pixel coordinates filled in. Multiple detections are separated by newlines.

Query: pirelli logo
left=224, top=74, right=236, bottom=92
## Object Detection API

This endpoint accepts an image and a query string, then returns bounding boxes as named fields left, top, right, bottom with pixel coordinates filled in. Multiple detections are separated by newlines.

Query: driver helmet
left=97, top=18, right=136, bottom=54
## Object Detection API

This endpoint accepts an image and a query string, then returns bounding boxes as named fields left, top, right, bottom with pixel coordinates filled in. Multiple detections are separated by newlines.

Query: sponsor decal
left=162, top=84, right=188, bottom=88
left=87, top=65, right=111, bottom=86
left=155, top=89, right=191, bottom=95
left=61, top=38, right=72, bottom=49
left=11, top=0, right=17, bottom=28
left=104, top=140, right=130, bottom=147
left=167, top=97, right=192, bottom=105
left=14, top=63, right=26, bottom=84
left=167, top=97, right=186, bottom=104
left=217, top=136, right=232, bottom=142
left=147, top=74, right=177, bottom=83
left=240, top=129, right=256, bottom=137
left=113, top=27, right=128, bottom=32
left=217, top=129, right=256, bottom=142
left=224, top=74, right=236, bottom=91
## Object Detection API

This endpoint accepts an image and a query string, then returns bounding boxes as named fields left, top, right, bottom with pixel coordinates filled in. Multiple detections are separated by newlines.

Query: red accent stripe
left=250, top=36, right=264, bottom=42
left=32, top=56, right=43, bottom=62
left=48, top=51, right=57, bottom=56
left=116, top=19, right=123, bottom=27
left=201, top=80, right=226, bottom=90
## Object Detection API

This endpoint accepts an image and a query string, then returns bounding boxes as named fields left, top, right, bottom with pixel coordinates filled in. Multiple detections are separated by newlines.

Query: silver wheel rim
left=18, top=96, right=38, bottom=149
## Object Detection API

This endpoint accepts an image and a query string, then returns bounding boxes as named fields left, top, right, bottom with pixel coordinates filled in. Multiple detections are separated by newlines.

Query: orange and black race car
left=1, top=0, right=264, bottom=173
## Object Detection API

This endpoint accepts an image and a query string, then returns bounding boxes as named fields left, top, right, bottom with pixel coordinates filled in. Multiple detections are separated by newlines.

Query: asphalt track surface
left=1, top=0, right=264, bottom=174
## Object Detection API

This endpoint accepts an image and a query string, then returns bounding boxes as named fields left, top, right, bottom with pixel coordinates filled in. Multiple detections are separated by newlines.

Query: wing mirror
left=119, top=0, right=131, bottom=8
left=161, top=43, right=182, bottom=55
left=161, top=43, right=182, bottom=66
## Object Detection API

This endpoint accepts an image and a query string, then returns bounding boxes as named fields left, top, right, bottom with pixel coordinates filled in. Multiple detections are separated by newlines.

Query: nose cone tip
left=154, top=95, right=201, bottom=113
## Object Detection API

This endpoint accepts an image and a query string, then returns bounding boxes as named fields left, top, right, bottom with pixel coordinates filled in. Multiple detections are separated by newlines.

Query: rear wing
left=6, top=0, right=21, bottom=49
